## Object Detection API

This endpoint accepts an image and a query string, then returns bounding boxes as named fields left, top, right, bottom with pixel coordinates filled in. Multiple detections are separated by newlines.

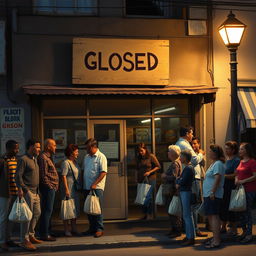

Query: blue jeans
left=84, top=189, right=104, bottom=232
left=191, top=179, right=202, bottom=232
left=143, top=179, right=156, bottom=215
left=241, top=191, right=256, bottom=236
left=180, top=191, right=195, bottom=239
left=39, top=185, right=56, bottom=237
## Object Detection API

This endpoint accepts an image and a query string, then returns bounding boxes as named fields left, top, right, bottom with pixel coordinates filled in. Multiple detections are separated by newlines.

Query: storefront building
left=1, top=1, right=216, bottom=219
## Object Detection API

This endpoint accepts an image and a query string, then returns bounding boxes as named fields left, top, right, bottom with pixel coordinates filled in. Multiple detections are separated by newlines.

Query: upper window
left=34, top=0, right=97, bottom=16
left=126, top=0, right=184, bottom=18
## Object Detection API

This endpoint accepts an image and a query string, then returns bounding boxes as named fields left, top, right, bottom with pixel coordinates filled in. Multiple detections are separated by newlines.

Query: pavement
left=2, top=218, right=256, bottom=255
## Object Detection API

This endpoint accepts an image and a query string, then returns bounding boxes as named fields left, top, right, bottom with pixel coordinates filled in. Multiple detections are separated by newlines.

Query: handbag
left=60, top=198, right=76, bottom=220
left=168, top=195, right=182, bottom=217
left=83, top=190, right=101, bottom=215
left=134, top=177, right=152, bottom=205
left=229, top=185, right=247, bottom=212
left=9, top=197, right=33, bottom=223
left=155, top=185, right=164, bottom=206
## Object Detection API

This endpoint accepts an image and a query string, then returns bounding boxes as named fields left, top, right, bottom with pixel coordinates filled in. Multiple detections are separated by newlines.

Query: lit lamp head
left=218, top=11, right=246, bottom=49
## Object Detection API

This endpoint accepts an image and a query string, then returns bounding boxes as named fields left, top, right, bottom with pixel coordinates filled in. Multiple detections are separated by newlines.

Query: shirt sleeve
left=16, top=158, right=29, bottom=193
left=190, top=149, right=204, bottom=167
left=99, top=154, right=108, bottom=173
left=151, top=154, right=161, bottom=169
left=37, top=155, right=50, bottom=187
left=213, top=161, right=225, bottom=176
left=61, top=160, right=69, bottom=176
left=251, top=160, right=256, bottom=173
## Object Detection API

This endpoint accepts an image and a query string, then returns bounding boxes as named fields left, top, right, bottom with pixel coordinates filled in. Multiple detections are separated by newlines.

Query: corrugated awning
left=238, top=87, right=256, bottom=128
left=23, top=85, right=217, bottom=96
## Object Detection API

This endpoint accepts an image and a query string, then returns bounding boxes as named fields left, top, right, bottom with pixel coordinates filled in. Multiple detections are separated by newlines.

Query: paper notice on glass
left=52, top=129, right=67, bottom=149
left=98, top=141, right=119, bottom=159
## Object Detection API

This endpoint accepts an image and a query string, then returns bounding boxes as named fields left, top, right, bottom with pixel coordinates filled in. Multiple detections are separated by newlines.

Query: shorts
left=203, top=197, right=222, bottom=216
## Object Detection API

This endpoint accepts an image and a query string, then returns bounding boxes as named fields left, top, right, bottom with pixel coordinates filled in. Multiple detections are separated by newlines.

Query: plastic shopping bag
left=155, top=185, right=165, bottom=206
left=229, top=185, right=247, bottom=212
left=134, top=181, right=152, bottom=205
left=83, top=190, right=101, bottom=215
left=168, top=195, right=182, bottom=217
left=197, top=201, right=205, bottom=216
left=8, top=197, right=33, bottom=223
left=60, top=198, right=76, bottom=220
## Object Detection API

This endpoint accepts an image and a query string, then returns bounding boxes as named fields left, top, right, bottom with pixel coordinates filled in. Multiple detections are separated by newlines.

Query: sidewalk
left=3, top=219, right=256, bottom=254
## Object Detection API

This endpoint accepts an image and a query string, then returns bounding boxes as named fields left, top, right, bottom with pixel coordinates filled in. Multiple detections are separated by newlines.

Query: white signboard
left=73, top=38, right=169, bottom=85
left=0, top=107, right=25, bottom=155
left=0, top=21, right=5, bottom=74
left=98, top=141, right=119, bottom=159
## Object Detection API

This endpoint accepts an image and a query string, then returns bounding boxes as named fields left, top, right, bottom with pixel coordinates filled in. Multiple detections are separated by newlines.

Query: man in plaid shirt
left=38, top=139, right=59, bottom=241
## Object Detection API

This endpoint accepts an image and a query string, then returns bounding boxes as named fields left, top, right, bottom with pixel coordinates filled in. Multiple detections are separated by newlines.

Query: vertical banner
left=0, top=107, right=25, bottom=155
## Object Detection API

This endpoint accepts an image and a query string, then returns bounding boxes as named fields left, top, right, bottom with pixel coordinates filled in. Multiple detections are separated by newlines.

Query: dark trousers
left=84, top=189, right=104, bottom=232
left=39, top=185, right=56, bottom=237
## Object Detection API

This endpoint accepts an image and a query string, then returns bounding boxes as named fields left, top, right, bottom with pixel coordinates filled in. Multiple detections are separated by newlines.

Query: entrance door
left=89, top=120, right=127, bottom=219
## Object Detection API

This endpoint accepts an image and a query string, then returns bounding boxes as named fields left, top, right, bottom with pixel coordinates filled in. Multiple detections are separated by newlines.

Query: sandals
left=204, top=240, right=221, bottom=249
left=240, top=235, right=253, bottom=244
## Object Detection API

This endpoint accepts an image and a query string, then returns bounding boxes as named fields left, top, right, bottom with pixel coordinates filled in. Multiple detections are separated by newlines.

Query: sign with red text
left=72, top=38, right=169, bottom=85
left=0, top=107, right=25, bottom=155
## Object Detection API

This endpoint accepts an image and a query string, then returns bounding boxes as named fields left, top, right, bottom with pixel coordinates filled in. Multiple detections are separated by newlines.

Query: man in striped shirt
left=0, top=140, right=19, bottom=251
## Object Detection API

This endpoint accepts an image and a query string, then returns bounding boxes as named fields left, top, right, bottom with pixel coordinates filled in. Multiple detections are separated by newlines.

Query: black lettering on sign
left=123, top=52, right=134, bottom=72
left=135, top=53, right=146, bottom=70
left=109, top=53, right=122, bottom=71
left=147, top=52, right=158, bottom=71
left=98, top=52, right=108, bottom=71
left=84, top=51, right=97, bottom=70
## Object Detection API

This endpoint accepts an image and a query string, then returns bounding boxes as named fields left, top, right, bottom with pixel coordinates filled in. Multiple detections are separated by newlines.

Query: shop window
left=153, top=98, right=189, bottom=115
left=34, top=0, right=98, bottom=15
left=42, top=98, right=86, bottom=116
left=89, top=98, right=150, bottom=116
left=126, top=118, right=152, bottom=218
left=44, top=119, right=87, bottom=166
left=155, top=117, right=189, bottom=169
left=126, top=0, right=184, bottom=18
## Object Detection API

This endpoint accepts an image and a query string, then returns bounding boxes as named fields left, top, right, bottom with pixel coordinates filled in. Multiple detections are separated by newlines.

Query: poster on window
left=135, top=128, right=151, bottom=143
left=52, top=129, right=67, bottom=149
left=75, top=130, right=87, bottom=148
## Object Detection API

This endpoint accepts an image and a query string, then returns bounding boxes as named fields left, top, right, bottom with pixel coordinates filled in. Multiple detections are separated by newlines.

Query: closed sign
left=72, top=38, right=169, bottom=85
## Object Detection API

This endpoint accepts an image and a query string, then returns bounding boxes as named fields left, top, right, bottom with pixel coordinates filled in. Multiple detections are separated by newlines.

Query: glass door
left=89, top=120, right=127, bottom=219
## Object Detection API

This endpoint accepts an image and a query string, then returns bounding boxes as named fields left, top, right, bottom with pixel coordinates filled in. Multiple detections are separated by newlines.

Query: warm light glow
left=141, top=118, right=161, bottom=124
left=218, top=11, right=246, bottom=48
left=154, top=107, right=176, bottom=114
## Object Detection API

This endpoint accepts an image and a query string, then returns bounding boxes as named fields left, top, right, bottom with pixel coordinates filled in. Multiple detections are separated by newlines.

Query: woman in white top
left=203, top=144, right=225, bottom=249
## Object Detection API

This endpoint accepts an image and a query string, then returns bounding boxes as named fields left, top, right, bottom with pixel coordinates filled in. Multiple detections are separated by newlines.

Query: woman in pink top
left=235, top=143, right=256, bottom=244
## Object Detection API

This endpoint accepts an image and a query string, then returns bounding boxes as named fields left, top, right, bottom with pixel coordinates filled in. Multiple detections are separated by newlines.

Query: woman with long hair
left=203, top=144, right=225, bottom=249
left=235, top=142, right=256, bottom=244
left=136, top=142, right=161, bottom=220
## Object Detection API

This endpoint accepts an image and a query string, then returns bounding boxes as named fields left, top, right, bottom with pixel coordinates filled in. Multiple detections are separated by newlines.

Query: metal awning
left=23, top=85, right=217, bottom=96
left=238, top=87, right=256, bottom=128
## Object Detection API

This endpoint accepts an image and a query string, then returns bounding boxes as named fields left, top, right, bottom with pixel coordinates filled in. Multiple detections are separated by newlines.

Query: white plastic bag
left=134, top=182, right=151, bottom=205
left=168, top=195, right=182, bottom=217
left=8, top=197, right=33, bottom=223
left=155, top=185, right=164, bottom=206
left=83, top=190, right=101, bottom=215
left=60, top=198, right=76, bottom=220
left=229, top=185, right=247, bottom=212
left=197, top=201, right=205, bottom=216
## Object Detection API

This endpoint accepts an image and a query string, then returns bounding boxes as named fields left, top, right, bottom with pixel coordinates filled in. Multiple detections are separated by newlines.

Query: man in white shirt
left=82, top=138, right=107, bottom=238
left=175, top=126, right=207, bottom=237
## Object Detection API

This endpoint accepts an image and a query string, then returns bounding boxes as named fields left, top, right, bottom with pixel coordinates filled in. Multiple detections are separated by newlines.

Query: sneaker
left=20, top=240, right=37, bottom=251
left=181, top=238, right=195, bottom=246
left=94, top=231, right=104, bottom=238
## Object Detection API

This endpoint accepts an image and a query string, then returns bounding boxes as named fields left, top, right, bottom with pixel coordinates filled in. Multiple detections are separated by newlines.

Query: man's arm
left=91, top=155, right=107, bottom=190
left=91, top=172, right=107, bottom=190
left=37, top=155, right=50, bottom=188
left=16, top=158, right=29, bottom=197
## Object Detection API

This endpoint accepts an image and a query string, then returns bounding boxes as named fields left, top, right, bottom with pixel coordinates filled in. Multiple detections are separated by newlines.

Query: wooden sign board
left=72, top=38, right=169, bottom=85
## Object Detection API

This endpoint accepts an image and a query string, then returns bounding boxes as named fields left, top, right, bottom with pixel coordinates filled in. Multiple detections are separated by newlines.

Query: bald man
left=37, top=139, right=59, bottom=241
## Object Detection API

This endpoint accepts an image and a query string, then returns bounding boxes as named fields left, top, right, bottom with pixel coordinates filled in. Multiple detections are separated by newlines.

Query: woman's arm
left=62, top=175, right=70, bottom=198
left=236, top=172, right=256, bottom=185
left=210, top=174, right=221, bottom=200
left=225, top=173, right=236, bottom=180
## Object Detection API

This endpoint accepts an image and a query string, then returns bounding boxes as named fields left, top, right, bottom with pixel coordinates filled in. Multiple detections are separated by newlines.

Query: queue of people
left=0, top=125, right=256, bottom=252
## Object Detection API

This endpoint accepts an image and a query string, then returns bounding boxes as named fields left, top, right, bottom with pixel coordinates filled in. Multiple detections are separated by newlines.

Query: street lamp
left=218, top=11, right=246, bottom=141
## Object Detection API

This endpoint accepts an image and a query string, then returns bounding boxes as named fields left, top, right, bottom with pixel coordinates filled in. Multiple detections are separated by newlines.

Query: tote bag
left=9, top=197, right=33, bottom=223
left=83, top=190, right=101, bottom=215
left=134, top=178, right=152, bottom=205
left=229, top=185, right=247, bottom=212
left=168, top=195, right=182, bottom=217
left=155, top=185, right=164, bottom=206
left=60, top=198, right=76, bottom=220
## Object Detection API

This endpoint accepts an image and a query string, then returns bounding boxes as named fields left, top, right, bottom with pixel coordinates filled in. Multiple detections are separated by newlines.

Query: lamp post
left=218, top=11, right=246, bottom=142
